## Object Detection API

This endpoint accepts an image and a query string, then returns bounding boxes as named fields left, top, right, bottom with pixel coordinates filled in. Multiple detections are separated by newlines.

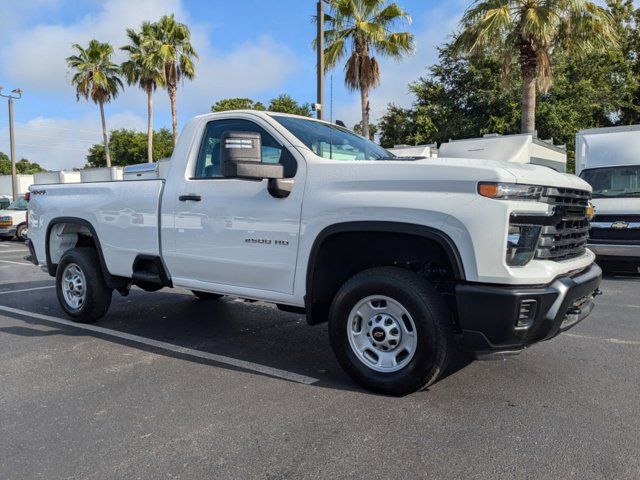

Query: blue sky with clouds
left=0, top=0, right=467, bottom=169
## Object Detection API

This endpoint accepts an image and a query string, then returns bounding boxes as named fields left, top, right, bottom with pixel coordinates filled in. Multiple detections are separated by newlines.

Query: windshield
left=272, top=115, right=394, bottom=161
left=580, top=166, right=640, bottom=198
left=7, top=197, right=27, bottom=210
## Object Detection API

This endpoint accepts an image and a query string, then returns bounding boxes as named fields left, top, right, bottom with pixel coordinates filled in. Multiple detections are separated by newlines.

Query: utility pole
left=0, top=87, right=22, bottom=201
left=316, top=0, right=325, bottom=120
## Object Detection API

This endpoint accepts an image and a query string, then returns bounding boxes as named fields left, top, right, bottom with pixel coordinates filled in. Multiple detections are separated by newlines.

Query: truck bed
left=29, top=180, right=164, bottom=278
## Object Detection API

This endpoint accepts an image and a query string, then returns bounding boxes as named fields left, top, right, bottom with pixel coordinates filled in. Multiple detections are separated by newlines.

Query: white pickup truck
left=26, top=111, right=602, bottom=395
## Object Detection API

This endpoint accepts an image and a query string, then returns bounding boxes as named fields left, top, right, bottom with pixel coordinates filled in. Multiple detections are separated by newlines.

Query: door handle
left=179, top=194, right=201, bottom=202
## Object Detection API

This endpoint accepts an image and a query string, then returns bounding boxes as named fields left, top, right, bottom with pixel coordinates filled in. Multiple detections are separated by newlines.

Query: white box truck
left=439, top=133, right=567, bottom=173
left=576, top=125, right=640, bottom=272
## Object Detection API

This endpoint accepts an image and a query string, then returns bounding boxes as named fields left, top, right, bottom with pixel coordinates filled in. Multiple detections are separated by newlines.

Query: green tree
left=148, top=14, right=199, bottom=145
left=0, top=152, right=46, bottom=175
left=268, top=94, right=311, bottom=116
left=454, top=0, right=617, bottom=134
left=378, top=42, right=521, bottom=148
left=319, top=0, right=415, bottom=139
left=211, top=97, right=266, bottom=112
left=67, top=39, right=123, bottom=167
left=353, top=121, right=378, bottom=140
left=121, top=22, right=165, bottom=163
left=86, top=128, right=174, bottom=168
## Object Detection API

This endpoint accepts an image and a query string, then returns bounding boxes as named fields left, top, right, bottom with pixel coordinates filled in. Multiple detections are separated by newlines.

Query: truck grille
left=590, top=215, right=640, bottom=244
left=536, top=187, right=591, bottom=261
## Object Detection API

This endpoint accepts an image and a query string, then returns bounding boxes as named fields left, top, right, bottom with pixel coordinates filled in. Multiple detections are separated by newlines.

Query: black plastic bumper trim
left=25, top=239, right=38, bottom=265
left=456, top=263, right=602, bottom=354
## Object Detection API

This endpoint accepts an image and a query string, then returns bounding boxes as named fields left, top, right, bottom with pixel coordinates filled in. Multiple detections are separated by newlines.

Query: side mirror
left=220, top=131, right=283, bottom=180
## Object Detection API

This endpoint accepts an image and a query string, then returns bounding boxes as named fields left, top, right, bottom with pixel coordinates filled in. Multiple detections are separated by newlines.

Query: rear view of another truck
left=576, top=126, right=640, bottom=273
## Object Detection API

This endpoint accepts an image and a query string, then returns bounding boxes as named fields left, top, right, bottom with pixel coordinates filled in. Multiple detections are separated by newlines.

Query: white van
left=576, top=125, right=640, bottom=272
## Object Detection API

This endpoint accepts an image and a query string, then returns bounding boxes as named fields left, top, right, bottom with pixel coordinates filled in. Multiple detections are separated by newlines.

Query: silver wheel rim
left=19, top=227, right=27, bottom=240
left=347, top=295, right=417, bottom=373
left=61, top=263, right=86, bottom=310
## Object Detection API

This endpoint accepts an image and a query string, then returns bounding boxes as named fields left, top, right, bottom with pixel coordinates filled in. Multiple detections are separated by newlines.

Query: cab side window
left=193, top=119, right=297, bottom=179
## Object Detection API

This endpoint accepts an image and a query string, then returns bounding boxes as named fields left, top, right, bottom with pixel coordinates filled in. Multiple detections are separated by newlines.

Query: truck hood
left=418, top=157, right=591, bottom=191
left=497, top=161, right=591, bottom=191
left=591, top=197, right=640, bottom=215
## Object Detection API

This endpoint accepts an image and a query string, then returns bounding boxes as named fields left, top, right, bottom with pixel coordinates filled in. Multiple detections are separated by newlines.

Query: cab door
left=162, top=117, right=305, bottom=296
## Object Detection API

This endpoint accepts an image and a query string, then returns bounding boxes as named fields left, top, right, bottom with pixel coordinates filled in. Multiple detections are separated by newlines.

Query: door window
left=194, top=119, right=297, bottom=179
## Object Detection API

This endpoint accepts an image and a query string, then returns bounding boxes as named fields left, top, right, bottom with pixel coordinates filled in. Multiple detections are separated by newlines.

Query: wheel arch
left=45, top=216, right=125, bottom=288
left=304, top=221, right=466, bottom=325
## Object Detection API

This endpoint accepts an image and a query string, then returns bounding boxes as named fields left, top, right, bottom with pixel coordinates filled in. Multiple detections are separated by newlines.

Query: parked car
left=576, top=125, right=640, bottom=272
left=0, top=195, right=28, bottom=241
left=0, top=196, right=11, bottom=210
left=26, top=111, right=601, bottom=395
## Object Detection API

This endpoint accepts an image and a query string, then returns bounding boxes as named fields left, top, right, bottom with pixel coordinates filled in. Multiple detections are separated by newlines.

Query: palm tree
left=319, top=0, right=415, bottom=139
left=67, top=40, right=123, bottom=167
left=454, top=0, right=617, bottom=134
left=121, top=23, right=165, bottom=163
left=148, top=14, right=198, bottom=145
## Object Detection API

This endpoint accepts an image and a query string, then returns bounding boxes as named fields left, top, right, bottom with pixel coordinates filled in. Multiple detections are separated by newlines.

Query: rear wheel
left=56, top=248, right=112, bottom=323
left=191, top=290, right=223, bottom=301
left=328, top=267, right=454, bottom=396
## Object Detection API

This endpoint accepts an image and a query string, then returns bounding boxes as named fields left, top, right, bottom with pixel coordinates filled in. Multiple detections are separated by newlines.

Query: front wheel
left=16, top=224, right=27, bottom=241
left=328, top=267, right=454, bottom=396
left=56, top=247, right=112, bottom=323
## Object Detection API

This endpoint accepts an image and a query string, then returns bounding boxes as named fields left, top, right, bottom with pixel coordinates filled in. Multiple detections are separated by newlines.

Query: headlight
left=0, top=216, right=12, bottom=226
left=507, top=225, right=542, bottom=266
left=478, top=182, right=543, bottom=201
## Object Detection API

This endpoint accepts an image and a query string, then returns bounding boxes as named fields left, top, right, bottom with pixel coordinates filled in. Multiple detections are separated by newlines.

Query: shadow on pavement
left=0, top=281, right=476, bottom=395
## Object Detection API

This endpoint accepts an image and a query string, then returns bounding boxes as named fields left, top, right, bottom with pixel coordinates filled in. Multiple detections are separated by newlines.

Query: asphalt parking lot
left=0, top=240, right=638, bottom=479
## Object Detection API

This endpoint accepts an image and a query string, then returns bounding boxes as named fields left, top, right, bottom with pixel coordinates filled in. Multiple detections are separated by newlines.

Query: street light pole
left=0, top=87, right=22, bottom=201
left=316, top=0, right=325, bottom=120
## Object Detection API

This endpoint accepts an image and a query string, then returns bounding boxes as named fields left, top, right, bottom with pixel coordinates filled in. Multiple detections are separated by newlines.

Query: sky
left=0, top=0, right=468, bottom=170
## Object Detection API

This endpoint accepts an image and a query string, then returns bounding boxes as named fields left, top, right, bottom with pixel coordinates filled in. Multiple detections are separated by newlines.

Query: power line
left=0, top=140, right=89, bottom=152
left=1, top=132, right=98, bottom=143
left=0, top=120, right=103, bottom=134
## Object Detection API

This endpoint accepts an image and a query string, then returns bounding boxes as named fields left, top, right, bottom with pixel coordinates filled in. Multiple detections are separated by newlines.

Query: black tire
left=16, top=224, right=27, bottom=241
left=56, top=247, right=112, bottom=323
left=191, top=290, right=223, bottom=301
left=328, top=267, right=454, bottom=396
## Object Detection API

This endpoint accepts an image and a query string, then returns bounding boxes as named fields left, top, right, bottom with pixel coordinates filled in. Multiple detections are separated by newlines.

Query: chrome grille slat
left=535, top=187, right=591, bottom=262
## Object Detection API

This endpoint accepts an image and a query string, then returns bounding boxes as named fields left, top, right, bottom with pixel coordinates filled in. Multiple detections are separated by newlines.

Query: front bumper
left=587, top=241, right=640, bottom=261
left=0, top=226, right=17, bottom=236
left=456, top=263, right=602, bottom=356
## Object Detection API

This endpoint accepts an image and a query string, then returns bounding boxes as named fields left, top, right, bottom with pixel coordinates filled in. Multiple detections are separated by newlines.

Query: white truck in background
left=576, top=126, right=640, bottom=273
left=439, top=133, right=567, bottom=173
left=0, top=195, right=28, bottom=240
left=26, top=111, right=601, bottom=395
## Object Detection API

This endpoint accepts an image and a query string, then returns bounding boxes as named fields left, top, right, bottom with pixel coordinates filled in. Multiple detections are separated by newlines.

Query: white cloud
left=0, top=111, right=147, bottom=170
left=0, top=0, right=186, bottom=95
left=0, top=0, right=297, bottom=115
left=0, top=0, right=300, bottom=170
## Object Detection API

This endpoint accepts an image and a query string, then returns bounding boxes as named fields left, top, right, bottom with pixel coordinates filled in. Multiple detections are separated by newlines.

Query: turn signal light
left=478, top=183, right=499, bottom=198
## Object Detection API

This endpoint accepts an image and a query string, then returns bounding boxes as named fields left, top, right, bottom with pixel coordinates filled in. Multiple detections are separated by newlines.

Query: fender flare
left=304, top=221, right=467, bottom=324
left=45, top=216, right=121, bottom=288
left=306, top=221, right=466, bottom=288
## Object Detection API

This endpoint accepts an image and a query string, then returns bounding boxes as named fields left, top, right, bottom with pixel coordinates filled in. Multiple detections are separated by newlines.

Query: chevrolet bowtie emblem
left=611, top=221, right=630, bottom=230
